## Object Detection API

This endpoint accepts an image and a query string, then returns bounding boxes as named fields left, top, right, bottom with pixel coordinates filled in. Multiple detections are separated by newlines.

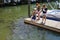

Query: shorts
left=42, top=13, right=46, bottom=16
left=32, top=15, right=36, bottom=20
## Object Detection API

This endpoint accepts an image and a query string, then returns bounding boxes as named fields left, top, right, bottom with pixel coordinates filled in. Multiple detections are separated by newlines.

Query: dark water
left=10, top=17, right=60, bottom=40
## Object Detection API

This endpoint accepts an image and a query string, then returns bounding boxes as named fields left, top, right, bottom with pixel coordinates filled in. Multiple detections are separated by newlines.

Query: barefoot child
left=36, top=4, right=41, bottom=20
left=41, top=4, right=47, bottom=24
left=31, top=3, right=41, bottom=22
left=31, top=8, right=37, bottom=21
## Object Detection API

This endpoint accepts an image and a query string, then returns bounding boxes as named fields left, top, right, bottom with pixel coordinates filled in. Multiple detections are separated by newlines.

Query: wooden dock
left=24, top=18, right=60, bottom=33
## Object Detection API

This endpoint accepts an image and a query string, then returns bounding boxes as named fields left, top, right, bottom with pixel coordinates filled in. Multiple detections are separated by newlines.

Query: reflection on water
left=10, top=17, right=60, bottom=40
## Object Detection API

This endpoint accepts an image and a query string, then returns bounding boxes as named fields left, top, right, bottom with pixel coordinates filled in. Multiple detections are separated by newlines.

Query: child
left=31, top=8, right=37, bottom=21
left=36, top=4, right=41, bottom=20
left=31, top=3, right=41, bottom=21
left=33, top=2, right=40, bottom=10
left=41, top=4, right=47, bottom=24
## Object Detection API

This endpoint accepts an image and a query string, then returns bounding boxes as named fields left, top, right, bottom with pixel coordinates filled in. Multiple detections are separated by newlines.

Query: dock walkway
left=24, top=18, right=60, bottom=33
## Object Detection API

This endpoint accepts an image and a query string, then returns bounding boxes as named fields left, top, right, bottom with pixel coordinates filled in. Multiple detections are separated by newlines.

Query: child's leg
left=42, top=16, right=44, bottom=23
left=37, top=13, right=40, bottom=20
left=44, top=16, right=46, bottom=23
left=31, top=16, right=33, bottom=21
left=44, top=15, right=46, bottom=24
left=38, top=15, right=40, bottom=20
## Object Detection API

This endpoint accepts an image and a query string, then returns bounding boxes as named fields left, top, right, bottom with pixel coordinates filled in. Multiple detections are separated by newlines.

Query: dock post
left=28, top=0, right=30, bottom=17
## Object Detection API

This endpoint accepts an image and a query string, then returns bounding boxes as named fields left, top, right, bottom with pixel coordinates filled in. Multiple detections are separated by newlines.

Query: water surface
left=0, top=4, right=60, bottom=40
left=11, top=17, right=60, bottom=40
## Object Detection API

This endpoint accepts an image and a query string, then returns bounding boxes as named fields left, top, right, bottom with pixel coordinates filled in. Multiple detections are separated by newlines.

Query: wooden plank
left=24, top=18, right=60, bottom=33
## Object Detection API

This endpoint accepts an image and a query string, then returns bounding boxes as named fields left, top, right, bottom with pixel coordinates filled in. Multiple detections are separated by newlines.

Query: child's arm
left=45, top=8, right=47, bottom=13
left=31, top=11, right=34, bottom=18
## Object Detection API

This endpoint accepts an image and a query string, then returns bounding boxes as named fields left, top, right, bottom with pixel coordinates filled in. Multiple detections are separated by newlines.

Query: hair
left=36, top=2, right=40, bottom=7
left=36, top=3, right=39, bottom=5
left=42, top=4, right=47, bottom=8
left=37, top=4, right=40, bottom=11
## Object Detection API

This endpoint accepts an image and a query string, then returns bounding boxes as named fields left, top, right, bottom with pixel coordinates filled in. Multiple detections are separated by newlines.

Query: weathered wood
left=24, top=18, right=60, bottom=33
left=28, top=0, right=30, bottom=17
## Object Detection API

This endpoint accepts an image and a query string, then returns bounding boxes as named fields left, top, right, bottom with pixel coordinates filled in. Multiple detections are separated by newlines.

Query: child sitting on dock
left=31, top=4, right=41, bottom=21
left=31, top=8, right=37, bottom=21
left=41, top=4, right=47, bottom=24
left=36, top=4, right=41, bottom=20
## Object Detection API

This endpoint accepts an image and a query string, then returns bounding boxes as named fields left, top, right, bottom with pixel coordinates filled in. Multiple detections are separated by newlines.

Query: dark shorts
left=32, top=15, right=36, bottom=20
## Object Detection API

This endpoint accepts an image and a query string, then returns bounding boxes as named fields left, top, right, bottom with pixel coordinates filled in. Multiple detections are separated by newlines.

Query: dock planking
left=24, top=18, right=60, bottom=33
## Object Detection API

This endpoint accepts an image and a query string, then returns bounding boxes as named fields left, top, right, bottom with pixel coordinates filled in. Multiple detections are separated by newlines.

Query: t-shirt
left=42, top=8, right=47, bottom=14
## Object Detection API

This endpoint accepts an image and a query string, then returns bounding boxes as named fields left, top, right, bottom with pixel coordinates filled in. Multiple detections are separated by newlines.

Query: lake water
left=0, top=4, right=60, bottom=40
left=10, top=17, right=60, bottom=40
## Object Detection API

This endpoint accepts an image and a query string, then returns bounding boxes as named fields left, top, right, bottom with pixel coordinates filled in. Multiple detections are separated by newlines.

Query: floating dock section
left=24, top=18, right=60, bottom=33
